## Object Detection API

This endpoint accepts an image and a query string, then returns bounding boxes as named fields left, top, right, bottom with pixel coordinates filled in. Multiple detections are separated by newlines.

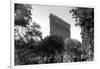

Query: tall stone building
left=49, top=13, right=70, bottom=39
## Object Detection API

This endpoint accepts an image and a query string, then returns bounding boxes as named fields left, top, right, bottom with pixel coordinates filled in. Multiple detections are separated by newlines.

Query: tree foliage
left=14, top=4, right=43, bottom=65
left=39, top=35, right=65, bottom=55
left=15, top=35, right=65, bottom=65
left=37, top=35, right=65, bottom=63
left=14, top=3, right=32, bottom=26
left=14, top=3, right=42, bottom=49
left=15, top=22, right=42, bottom=49
left=70, top=7, right=94, bottom=61
left=64, top=38, right=82, bottom=62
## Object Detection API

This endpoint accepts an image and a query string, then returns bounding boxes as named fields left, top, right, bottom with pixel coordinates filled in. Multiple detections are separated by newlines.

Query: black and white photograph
left=14, top=3, right=94, bottom=65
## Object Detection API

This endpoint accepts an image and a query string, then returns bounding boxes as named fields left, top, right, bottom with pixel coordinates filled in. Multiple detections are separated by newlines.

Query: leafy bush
left=64, top=38, right=82, bottom=62
left=37, top=35, right=65, bottom=63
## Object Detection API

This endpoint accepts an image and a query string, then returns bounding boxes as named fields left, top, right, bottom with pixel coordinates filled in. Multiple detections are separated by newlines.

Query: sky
left=31, top=5, right=82, bottom=42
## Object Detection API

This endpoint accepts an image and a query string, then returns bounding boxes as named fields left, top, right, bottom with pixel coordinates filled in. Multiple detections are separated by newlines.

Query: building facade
left=49, top=14, right=71, bottom=39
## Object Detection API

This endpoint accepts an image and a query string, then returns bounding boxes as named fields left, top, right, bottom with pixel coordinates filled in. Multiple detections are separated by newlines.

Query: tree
left=14, top=22, right=43, bottom=65
left=14, top=3, right=43, bottom=65
left=14, top=22, right=42, bottom=49
left=38, top=35, right=65, bottom=63
left=70, top=7, right=94, bottom=61
left=64, top=38, right=82, bottom=62
left=14, top=3, right=32, bottom=26
left=14, top=3, right=43, bottom=49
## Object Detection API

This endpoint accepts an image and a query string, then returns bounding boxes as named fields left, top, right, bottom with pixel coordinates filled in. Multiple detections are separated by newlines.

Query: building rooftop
left=49, top=13, right=70, bottom=29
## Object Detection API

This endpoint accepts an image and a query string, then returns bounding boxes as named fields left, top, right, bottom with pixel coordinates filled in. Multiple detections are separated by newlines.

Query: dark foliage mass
left=15, top=35, right=65, bottom=65
left=39, top=35, right=65, bottom=55
left=64, top=38, right=86, bottom=62
left=14, top=3, right=42, bottom=50
left=15, top=35, right=83, bottom=65
left=37, top=35, right=65, bottom=63
left=14, top=3, right=32, bottom=26
left=70, top=7, right=94, bottom=61
left=14, top=3, right=43, bottom=65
